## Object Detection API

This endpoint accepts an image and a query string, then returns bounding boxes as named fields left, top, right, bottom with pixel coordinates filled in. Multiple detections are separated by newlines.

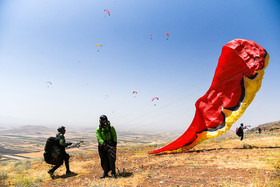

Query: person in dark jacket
left=48, top=126, right=74, bottom=178
left=96, top=115, right=117, bottom=178
left=236, top=123, right=247, bottom=141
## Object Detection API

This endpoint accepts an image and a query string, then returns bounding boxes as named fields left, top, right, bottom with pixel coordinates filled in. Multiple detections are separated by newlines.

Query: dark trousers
left=98, top=145, right=116, bottom=174
left=240, top=132, right=244, bottom=141
left=50, top=152, right=70, bottom=172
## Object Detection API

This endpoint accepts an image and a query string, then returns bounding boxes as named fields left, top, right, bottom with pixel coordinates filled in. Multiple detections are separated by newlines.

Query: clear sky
left=0, top=0, right=279, bottom=132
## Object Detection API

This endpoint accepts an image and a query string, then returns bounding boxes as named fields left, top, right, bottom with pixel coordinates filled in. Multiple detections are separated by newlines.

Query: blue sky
left=0, top=0, right=279, bottom=131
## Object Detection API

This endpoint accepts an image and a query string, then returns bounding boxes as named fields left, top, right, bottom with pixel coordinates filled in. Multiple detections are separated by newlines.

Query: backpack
left=43, top=137, right=61, bottom=165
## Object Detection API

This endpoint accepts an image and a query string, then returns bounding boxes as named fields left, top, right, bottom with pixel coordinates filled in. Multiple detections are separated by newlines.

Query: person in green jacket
left=96, top=115, right=117, bottom=178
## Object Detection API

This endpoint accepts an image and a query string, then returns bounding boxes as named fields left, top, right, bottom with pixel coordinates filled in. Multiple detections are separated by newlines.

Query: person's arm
left=110, top=126, right=117, bottom=146
left=59, top=134, right=68, bottom=147
left=96, top=128, right=105, bottom=145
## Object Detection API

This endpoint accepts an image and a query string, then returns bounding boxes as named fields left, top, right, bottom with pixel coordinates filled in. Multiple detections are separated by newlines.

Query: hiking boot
left=111, top=173, right=117, bottom=178
left=100, top=173, right=109, bottom=179
left=66, top=171, right=75, bottom=176
left=48, top=170, right=55, bottom=179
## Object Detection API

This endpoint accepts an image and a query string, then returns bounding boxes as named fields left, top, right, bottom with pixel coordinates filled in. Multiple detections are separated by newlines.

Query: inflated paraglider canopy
left=46, top=81, right=53, bottom=88
left=148, top=39, right=270, bottom=154
left=152, top=97, right=159, bottom=102
left=152, top=97, right=159, bottom=106
left=165, top=32, right=169, bottom=40
left=96, top=44, right=102, bottom=52
left=104, top=9, right=110, bottom=16
left=132, top=91, right=138, bottom=98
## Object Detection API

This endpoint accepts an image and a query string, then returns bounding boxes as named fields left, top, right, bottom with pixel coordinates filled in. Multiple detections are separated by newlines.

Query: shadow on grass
left=151, top=146, right=280, bottom=155
left=117, top=168, right=133, bottom=178
left=51, top=172, right=78, bottom=180
left=189, top=146, right=280, bottom=153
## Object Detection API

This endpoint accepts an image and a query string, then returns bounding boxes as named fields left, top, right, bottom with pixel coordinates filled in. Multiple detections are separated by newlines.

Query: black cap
left=57, top=126, right=65, bottom=132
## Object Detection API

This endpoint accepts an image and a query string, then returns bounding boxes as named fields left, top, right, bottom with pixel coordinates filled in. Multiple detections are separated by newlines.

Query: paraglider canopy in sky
left=132, top=91, right=138, bottom=98
left=152, top=97, right=159, bottom=106
left=165, top=33, right=169, bottom=40
left=104, top=9, right=110, bottom=16
left=152, top=97, right=159, bottom=102
left=46, top=81, right=53, bottom=88
left=96, top=44, right=102, bottom=52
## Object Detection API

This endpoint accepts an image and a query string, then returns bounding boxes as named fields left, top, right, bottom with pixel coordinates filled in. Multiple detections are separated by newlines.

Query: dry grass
left=0, top=132, right=279, bottom=186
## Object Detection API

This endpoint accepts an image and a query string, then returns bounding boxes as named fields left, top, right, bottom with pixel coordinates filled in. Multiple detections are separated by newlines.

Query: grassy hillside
left=247, top=121, right=280, bottom=134
left=0, top=132, right=279, bottom=186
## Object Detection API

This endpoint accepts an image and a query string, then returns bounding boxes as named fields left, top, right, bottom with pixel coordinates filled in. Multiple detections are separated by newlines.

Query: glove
left=67, top=142, right=72, bottom=146
left=105, top=144, right=111, bottom=150
left=102, top=143, right=111, bottom=150
left=111, top=142, right=117, bottom=147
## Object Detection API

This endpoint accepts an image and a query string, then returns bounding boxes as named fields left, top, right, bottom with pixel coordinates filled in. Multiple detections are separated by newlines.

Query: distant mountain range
left=0, top=125, right=54, bottom=136
left=0, top=121, right=279, bottom=136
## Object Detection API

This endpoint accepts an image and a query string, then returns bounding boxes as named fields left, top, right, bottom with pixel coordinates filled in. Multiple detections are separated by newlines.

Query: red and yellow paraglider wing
left=148, top=39, right=269, bottom=154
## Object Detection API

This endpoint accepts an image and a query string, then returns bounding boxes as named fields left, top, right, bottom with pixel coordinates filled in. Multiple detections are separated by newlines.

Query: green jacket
left=96, top=122, right=117, bottom=146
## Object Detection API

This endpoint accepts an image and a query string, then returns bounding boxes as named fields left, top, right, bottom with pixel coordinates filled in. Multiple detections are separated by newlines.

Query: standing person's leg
left=49, top=159, right=63, bottom=173
left=48, top=159, right=63, bottom=179
left=60, top=149, right=72, bottom=174
left=108, top=149, right=117, bottom=177
left=241, top=132, right=244, bottom=141
left=63, top=153, right=73, bottom=174
left=98, top=145, right=110, bottom=178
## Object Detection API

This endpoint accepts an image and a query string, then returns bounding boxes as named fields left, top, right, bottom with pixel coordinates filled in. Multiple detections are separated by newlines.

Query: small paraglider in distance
left=104, top=9, right=110, bottom=16
left=96, top=44, right=102, bottom=52
left=152, top=97, right=159, bottom=106
left=132, top=91, right=137, bottom=98
left=165, top=32, right=169, bottom=40
left=105, top=95, right=109, bottom=100
left=46, top=81, right=53, bottom=88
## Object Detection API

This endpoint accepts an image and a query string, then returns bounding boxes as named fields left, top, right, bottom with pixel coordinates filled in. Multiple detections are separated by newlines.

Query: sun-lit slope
left=0, top=132, right=279, bottom=186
